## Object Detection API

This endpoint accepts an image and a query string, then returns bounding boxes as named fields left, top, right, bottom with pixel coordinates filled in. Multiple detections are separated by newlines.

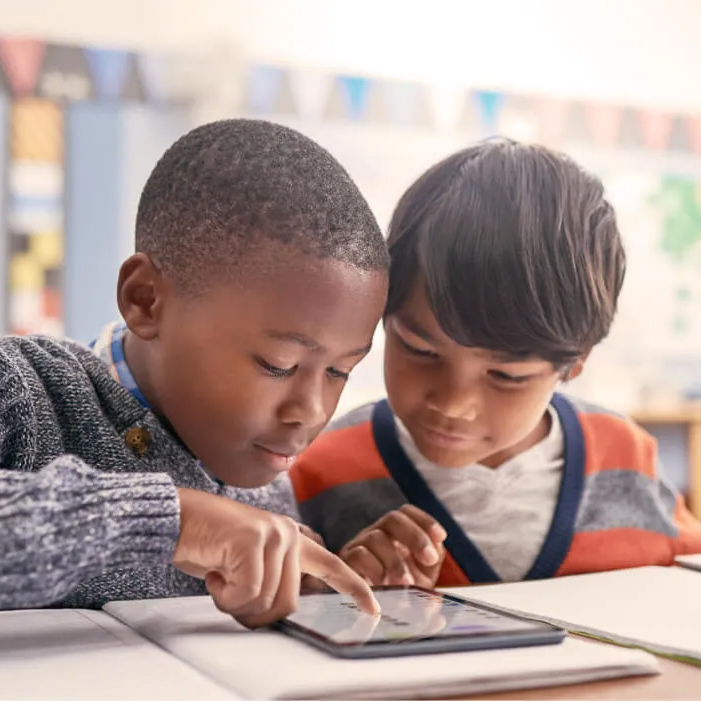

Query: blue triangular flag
left=85, top=48, right=131, bottom=100
left=474, top=90, right=504, bottom=134
left=339, top=76, right=371, bottom=120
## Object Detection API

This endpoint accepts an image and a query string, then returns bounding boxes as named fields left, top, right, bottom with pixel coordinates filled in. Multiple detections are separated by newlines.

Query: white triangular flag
left=427, top=83, right=465, bottom=131
left=288, top=70, right=333, bottom=120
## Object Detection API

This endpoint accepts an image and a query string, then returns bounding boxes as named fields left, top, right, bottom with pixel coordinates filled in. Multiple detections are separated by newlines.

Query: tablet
left=275, top=585, right=565, bottom=659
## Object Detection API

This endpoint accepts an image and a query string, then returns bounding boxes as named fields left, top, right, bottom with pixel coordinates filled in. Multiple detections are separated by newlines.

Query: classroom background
left=1, top=0, right=701, bottom=504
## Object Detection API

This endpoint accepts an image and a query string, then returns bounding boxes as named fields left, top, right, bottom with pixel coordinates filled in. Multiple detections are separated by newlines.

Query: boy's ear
left=117, top=254, right=166, bottom=341
left=563, top=353, right=590, bottom=382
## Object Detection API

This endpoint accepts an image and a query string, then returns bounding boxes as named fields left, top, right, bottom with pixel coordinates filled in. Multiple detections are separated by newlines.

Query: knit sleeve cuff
left=48, top=457, right=181, bottom=571
left=99, top=477, right=180, bottom=568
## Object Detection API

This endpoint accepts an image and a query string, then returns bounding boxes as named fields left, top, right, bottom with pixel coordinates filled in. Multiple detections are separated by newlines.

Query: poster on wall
left=0, top=36, right=177, bottom=336
left=7, top=98, right=64, bottom=336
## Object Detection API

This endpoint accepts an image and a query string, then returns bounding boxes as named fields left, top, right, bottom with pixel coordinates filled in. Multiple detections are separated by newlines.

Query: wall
left=4, top=0, right=701, bottom=111
left=0, top=34, right=193, bottom=340
left=64, top=104, right=190, bottom=343
left=2, top=0, right=698, bottom=488
left=0, top=96, right=6, bottom=332
left=0, top=0, right=207, bottom=50
left=238, top=92, right=701, bottom=492
left=212, top=0, right=701, bottom=111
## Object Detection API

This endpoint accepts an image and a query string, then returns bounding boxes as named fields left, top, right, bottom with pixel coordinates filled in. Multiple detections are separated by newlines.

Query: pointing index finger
left=300, top=537, right=381, bottom=615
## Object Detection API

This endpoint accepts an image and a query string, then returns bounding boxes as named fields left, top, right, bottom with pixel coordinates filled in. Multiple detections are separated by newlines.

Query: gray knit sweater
left=0, top=334, right=299, bottom=610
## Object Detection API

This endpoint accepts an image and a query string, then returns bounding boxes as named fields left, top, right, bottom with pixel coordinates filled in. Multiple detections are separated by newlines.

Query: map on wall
left=651, top=176, right=701, bottom=397
left=655, top=176, right=701, bottom=339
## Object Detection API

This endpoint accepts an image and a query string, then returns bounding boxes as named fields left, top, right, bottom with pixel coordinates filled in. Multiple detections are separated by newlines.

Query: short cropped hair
left=386, top=139, right=626, bottom=367
left=135, top=119, right=388, bottom=289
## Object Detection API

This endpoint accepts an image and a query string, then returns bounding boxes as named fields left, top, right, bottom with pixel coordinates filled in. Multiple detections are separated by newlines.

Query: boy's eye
left=327, top=367, right=350, bottom=382
left=256, top=357, right=297, bottom=378
left=256, top=357, right=350, bottom=382
left=396, top=335, right=439, bottom=359
left=489, top=369, right=531, bottom=384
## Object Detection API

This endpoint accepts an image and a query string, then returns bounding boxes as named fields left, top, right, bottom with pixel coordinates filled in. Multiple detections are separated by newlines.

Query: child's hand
left=339, top=505, right=447, bottom=589
left=297, top=524, right=332, bottom=594
left=298, top=523, right=324, bottom=546
left=173, top=488, right=380, bottom=627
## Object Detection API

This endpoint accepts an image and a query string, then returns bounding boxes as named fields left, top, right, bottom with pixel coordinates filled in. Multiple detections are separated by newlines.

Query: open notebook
left=102, top=595, right=658, bottom=700
left=0, top=608, right=236, bottom=700
left=1, top=597, right=658, bottom=701
left=676, top=553, right=701, bottom=572
left=447, top=566, right=701, bottom=665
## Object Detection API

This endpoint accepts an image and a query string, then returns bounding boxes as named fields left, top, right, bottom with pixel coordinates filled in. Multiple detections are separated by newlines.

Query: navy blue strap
left=371, top=394, right=586, bottom=584
left=524, top=393, right=585, bottom=579
left=371, top=400, right=500, bottom=583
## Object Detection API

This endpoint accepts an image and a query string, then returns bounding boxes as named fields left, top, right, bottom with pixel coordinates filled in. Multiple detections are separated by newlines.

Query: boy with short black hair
left=0, top=119, right=387, bottom=625
left=292, top=138, right=701, bottom=589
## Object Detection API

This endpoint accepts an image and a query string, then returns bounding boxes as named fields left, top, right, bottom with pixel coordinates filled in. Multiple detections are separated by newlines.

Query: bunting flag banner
left=120, top=55, right=147, bottom=102
left=618, top=107, right=645, bottom=150
left=427, top=83, right=465, bottom=131
left=536, top=97, right=569, bottom=145
left=1, top=41, right=701, bottom=153
left=246, top=65, right=284, bottom=113
left=37, top=43, right=93, bottom=101
left=0, top=38, right=45, bottom=96
left=586, top=103, right=623, bottom=147
left=561, top=102, right=590, bottom=143
left=137, top=54, right=168, bottom=103
left=155, top=53, right=205, bottom=105
left=273, top=72, right=297, bottom=115
left=382, top=81, right=425, bottom=127
left=639, top=111, right=673, bottom=150
left=288, top=70, right=333, bottom=120
left=360, top=81, right=389, bottom=123
left=0, top=57, right=8, bottom=93
left=473, top=90, right=504, bottom=136
left=84, top=48, right=131, bottom=101
left=687, top=115, right=701, bottom=155
left=667, top=116, right=692, bottom=152
left=498, top=95, right=539, bottom=141
left=338, top=76, right=371, bottom=120
left=0, top=42, right=699, bottom=154
left=0, top=38, right=184, bottom=106
left=323, top=79, right=346, bottom=120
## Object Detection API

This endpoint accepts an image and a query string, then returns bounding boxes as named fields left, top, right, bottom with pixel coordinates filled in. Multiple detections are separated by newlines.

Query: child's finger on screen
left=341, top=544, right=385, bottom=585
left=399, top=504, right=447, bottom=543
left=301, top=537, right=381, bottom=615
left=377, top=510, right=440, bottom=567
left=359, top=528, right=415, bottom=584
left=396, top=542, right=443, bottom=588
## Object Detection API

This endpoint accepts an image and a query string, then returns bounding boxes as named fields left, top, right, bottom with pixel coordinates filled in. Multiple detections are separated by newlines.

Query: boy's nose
left=280, top=380, right=327, bottom=428
left=427, top=398, right=479, bottom=423
left=426, top=378, right=481, bottom=422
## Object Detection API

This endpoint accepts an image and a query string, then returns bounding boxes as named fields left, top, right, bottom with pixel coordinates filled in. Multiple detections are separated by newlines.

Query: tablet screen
left=283, top=587, right=547, bottom=646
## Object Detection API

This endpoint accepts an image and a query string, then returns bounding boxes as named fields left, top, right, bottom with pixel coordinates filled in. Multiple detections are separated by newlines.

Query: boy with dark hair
left=0, top=119, right=387, bottom=625
left=292, top=139, right=701, bottom=589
